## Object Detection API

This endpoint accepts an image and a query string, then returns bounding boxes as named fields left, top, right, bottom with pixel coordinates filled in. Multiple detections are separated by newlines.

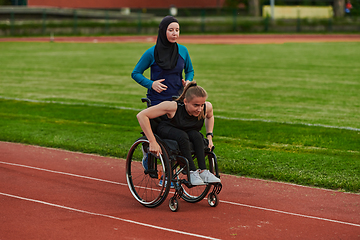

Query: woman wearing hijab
left=131, top=16, right=194, bottom=106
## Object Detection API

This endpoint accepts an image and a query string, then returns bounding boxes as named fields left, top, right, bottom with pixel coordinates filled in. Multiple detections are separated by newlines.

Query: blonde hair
left=176, top=81, right=207, bottom=120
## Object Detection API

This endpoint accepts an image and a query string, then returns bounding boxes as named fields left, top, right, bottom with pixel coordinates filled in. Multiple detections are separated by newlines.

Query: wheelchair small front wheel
left=207, top=192, right=219, bottom=207
left=169, top=198, right=179, bottom=212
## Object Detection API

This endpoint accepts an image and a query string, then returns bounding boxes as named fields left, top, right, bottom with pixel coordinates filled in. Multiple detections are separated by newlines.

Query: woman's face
left=166, top=22, right=180, bottom=43
left=184, top=96, right=206, bottom=117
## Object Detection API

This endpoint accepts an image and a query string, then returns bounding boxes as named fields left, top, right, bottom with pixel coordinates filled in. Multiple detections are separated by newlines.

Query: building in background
left=27, top=0, right=225, bottom=9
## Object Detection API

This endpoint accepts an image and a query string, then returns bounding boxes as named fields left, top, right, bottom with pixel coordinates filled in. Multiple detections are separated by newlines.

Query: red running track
left=1, top=34, right=360, bottom=44
left=0, top=141, right=359, bottom=239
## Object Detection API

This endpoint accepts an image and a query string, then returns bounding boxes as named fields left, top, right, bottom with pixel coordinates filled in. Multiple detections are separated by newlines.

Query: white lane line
left=1, top=161, right=360, bottom=228
left=0, top=192, right=221, bottom=240
left=1, top=143, right=356, bottom=195
left=220, top=200, right=360, bottom=228
left=2, top=96, right=359, bottom=132
left=0, top=161, right=127, bottom=186
left=0, top=96, right=142, bottom=111
left=215, top=115, right=360, bottom=132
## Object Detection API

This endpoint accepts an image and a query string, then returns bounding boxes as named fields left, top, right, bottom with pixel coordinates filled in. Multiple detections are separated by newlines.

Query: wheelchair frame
left=125, top=98, right=222, bottom=212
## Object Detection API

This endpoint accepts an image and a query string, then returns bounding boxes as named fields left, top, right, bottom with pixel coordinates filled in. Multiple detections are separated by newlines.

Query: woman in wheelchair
left=137, top=81, right=221, bottom=186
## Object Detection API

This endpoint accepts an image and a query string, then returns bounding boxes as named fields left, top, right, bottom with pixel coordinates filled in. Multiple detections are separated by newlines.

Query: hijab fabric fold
left=154, top=16, right=179, bottom=70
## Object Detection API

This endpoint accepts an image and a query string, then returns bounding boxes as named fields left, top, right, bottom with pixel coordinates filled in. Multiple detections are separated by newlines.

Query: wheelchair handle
left=206, top=146, right=215, bottom=152
left=141, top=98, right=152, bottom=108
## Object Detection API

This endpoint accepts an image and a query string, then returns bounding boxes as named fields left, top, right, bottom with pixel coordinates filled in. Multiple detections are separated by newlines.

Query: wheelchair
left=126, top=98, right=222, bottom=212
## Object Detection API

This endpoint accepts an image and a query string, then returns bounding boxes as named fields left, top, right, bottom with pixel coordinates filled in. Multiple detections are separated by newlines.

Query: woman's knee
left=175, top=131, right=190, bottom=146
left=187, top=130, right=203, bottom=143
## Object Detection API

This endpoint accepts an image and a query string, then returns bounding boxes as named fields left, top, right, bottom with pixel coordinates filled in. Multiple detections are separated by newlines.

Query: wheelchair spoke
left=126, top=137, right=171, bottom=207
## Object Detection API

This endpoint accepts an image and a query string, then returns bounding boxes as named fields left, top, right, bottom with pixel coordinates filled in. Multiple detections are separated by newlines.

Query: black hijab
left=154, top=16, right=179, bottom=70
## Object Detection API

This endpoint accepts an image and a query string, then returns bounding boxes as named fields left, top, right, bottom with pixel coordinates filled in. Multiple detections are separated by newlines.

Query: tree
left=248, top=0, right=260, bottom=16
left=0, top=0, right=12, bottom=5
left=224, top=0, right=259, bottom=16
left=334, top=0, right=345, bottom=17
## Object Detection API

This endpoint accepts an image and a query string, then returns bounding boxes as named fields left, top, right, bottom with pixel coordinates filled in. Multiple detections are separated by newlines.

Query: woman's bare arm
left=204, top=101, right=214, bottom=150
left=136, top=101, right=177, bottom=156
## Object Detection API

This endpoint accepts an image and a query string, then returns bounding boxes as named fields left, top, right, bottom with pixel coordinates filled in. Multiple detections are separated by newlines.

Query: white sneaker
left=189, top=170, right=205, bottom=186
left=199, top=170, right=221, bottom=183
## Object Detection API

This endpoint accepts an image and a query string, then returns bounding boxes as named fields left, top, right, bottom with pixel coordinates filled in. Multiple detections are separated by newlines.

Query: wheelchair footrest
left=211, top=182, right=222, bottom=195
left=172, top=184, right=184, bottom=199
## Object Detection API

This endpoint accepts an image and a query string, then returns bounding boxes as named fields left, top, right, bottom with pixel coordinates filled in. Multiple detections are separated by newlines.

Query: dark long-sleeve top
left=131, top=44, right=194, bottom=105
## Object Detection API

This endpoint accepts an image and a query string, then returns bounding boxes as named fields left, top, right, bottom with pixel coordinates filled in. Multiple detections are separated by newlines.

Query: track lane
left=1, top=141, right=359, bottom=239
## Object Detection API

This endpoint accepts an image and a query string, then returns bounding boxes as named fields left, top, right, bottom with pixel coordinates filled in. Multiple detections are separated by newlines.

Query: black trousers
left=157, top=124, right=206, bottom=171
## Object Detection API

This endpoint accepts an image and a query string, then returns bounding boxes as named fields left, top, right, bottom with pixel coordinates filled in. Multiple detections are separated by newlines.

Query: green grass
left=1, top=41, right=359, bottom=192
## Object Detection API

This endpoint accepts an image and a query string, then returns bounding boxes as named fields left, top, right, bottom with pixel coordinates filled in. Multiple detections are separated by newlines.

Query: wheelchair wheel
left=173, top=153, right=215, bottom=203
left=180, top=176, right=211, bottom=203
left=126, top=136, right=171, bottom=208
left=207, top=192, right=219, bottom=207
left=169, top=197, right=179, bottom=212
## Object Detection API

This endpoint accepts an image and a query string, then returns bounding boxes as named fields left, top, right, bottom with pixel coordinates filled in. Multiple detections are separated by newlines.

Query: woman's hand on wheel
left=149, top=141, right=162, bottom=156
left=152, top=79, right=168, bottom=93
left=208, top=138, right=214, bottom=151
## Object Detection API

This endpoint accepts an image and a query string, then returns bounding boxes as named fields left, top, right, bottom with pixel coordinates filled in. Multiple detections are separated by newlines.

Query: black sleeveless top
left=161, top=101, right=206, bottom=132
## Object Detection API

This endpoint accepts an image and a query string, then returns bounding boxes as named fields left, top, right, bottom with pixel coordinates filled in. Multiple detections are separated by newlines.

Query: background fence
left=0, top=5, right=359, bottom=36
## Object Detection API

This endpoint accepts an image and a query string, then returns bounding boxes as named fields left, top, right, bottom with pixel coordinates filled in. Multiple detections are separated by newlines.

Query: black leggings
left=157, top=125, right=206, bottom=171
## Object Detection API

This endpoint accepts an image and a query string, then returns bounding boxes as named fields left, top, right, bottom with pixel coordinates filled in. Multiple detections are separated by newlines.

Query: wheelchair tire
left=169, top=197, right=179, bottom=212
left=126, top=136, right=171, bottom=208
left=207, top=192, right=219, bottom=207
left=180, top=182, right=211, bottom=203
